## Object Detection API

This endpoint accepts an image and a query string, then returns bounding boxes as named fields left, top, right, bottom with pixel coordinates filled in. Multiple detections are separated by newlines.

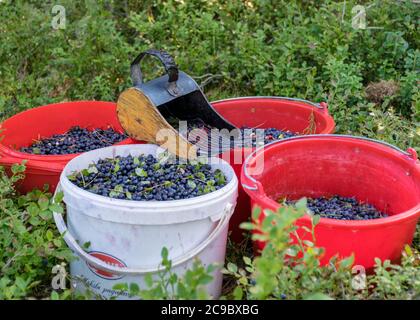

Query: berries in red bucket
left=0, top=101, right=136, bottom=193
left=284, top=195, right=388, bottom=221
left=20, top=126, right=128, bottom=155
left=241, top=135, right=420, bottom=269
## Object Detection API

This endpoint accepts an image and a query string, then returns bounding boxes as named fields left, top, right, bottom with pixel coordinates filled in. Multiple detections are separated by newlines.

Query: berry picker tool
left=117, top=49, right=238, bottom=159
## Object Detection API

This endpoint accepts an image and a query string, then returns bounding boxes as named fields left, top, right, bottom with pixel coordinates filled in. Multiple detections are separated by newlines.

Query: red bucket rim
left=211, top=96, right=336, bottom=134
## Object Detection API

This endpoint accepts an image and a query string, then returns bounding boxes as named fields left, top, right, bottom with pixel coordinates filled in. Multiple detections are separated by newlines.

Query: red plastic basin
left=212, top=97, right=335, bottom=242
left=241, top=134, right=420, bottom=269
left=0, top=101, right=136, bottom=193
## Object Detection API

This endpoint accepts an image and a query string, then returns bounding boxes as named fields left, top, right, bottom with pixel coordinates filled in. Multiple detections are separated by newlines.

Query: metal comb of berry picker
left=116, top=49, right=238, bottom=159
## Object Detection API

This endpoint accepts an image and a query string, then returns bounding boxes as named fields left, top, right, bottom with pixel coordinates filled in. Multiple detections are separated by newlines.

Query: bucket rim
left=211, top=96, right=335, bottom=134
left=241, top=134, right=420, bottom=229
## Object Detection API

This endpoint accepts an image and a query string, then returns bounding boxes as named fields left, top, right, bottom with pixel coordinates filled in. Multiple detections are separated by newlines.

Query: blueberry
left=68, top=154, right=228, bottom=201
left=286, top=195, right=387, bottom=221
left=20, top=126, right=127, bottom=155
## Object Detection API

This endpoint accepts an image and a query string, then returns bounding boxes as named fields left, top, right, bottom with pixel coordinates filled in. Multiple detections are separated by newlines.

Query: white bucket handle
left=53, top=185, right=234, bottom=275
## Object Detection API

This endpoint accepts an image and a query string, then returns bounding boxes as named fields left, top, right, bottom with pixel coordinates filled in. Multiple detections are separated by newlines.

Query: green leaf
left=214, top=169, right=226, bottom=185
left=29, top=216, right=41, bottom=226
left=227, top=262, right=238, bottom=273
left=113, top=283, right=128, bottom=291
left=285, top=248, right=298, bottom=257
left=206, top=180, right=215, bottom=187
left=339, top=255, right=355, bottom=269
left=46, top=230, right=54, bottom=241
left=129, top=283, right=140, bottom=295
left=187, top=180, right=197, bottom=189
left=312, top=214, right=321, bottom=226
left=38, top=197, right=49, bottom=211
left=11, top=163, right=26, bottom=174
left=404, top=244, right=413, bottom=256
left=109, top=191, right=119, bottom=198
left=252, top=206, right=261, bottom=220
left=303, top=240, right=314, bottom=247
left=295, top=197, right=308, bottom=210
left=304, top=292, right=334, bottom=300
left=50, top=291, right=60, bottom=300
left=240, top=222, right=256, bottom=231
left=54, top=191, right=64, bottom=203
left=195, top=172, right=206, bottom=180
left=243, top=256, right=252, bottom=266
left=114, top=161, right=120, bottom=173
left=233, top=286, right=243, bottom=300
left=161, top=247, right=169, bottom=260
left=49, top=203, right=63, bottom=214
left=144, top=274, right=153, bottom=288
left=88, top=165, right=98, bottom=174
left=135, top=168, right=148, bottom=177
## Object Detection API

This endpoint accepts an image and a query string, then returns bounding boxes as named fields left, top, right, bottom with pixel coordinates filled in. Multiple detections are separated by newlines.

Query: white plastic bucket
left=54, top=144, right=238, bottom=299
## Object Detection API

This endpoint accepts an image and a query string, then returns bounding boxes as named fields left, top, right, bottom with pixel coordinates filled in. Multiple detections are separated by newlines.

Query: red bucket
left=212, top=97, right=335, bottom=242
left=0, top=101, right=135, bottom=193
left=241, top=135, right=420, bottom=269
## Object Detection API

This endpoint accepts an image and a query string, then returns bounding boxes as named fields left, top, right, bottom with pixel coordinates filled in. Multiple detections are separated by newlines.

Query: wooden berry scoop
left=116, top=49, right=237, bottom=160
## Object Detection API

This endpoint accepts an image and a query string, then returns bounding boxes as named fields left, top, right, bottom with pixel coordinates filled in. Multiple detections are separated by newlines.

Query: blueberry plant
left=0, top=163, right=73, bottom=299
left=112, top=248, right=215, bottom=300
left=0, top=0, right=418, bottom=299
left=222, top=202, right=420, bottom=300
left=108, top=202, right=420, bottom=300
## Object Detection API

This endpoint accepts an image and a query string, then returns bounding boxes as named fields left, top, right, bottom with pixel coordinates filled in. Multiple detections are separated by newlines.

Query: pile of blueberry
left=172, top=118, right=297, bottom=149
left=20, top=126, right=127, bottom=155
left=68, top=154, right=228, bottom=201
left=285, top=195, right=387, bottom=220
left=240, top=127, right=296, bottom=147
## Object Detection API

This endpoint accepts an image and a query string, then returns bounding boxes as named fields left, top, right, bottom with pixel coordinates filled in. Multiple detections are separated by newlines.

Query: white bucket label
left=87, top=251, right=127, bottom=280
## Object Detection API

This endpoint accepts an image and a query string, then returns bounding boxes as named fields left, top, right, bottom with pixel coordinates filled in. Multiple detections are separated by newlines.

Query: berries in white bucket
left=68, top=153, right=228, bottom=201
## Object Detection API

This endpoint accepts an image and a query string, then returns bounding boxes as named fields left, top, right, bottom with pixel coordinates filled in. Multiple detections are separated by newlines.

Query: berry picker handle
left=130, top=49, right=179, bottom=87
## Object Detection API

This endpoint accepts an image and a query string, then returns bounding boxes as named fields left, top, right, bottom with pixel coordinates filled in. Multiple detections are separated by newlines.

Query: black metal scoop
left=116, top=49, right=238, bottom=159
left=130, top=49, right=237, bottom=131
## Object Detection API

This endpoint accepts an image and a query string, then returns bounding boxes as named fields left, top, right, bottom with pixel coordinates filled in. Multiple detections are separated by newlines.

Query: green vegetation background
left=0, top=0, right=418, bottom=299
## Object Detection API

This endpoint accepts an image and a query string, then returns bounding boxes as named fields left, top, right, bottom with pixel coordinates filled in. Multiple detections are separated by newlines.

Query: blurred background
left=0, top=0, right=418, bottom=150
